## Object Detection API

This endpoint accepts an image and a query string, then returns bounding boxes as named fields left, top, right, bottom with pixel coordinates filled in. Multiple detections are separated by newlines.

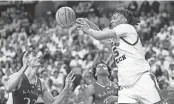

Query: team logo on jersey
left=98, top=90, right=117, bottom=98
left=22, top=89, right=39, bottom=96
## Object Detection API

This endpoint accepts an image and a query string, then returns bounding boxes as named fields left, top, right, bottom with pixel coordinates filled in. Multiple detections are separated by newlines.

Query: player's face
left=96, top=63, right=109, bottom=76
left=27, top=51, right=41, bottom=67
left=110, top=13, right=126, bottom=29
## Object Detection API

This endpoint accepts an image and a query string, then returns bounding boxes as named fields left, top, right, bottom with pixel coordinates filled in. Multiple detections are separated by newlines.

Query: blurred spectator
left=50, top=70, right=64, bottom=93
left=0, top=70, right=4, bottom=87
left=0, top=88, right=7, bottom=104
left=81, top=54, right=94, bottom=70
left=99, top=13, right=110, bottom=29
left=151, top=1, right=160, bottom=14
left=139, top=1, right=151, bottom=15
left=51, top=89, right=59, bottom=97
left=169, top=63, right=174, bottom=87
left=157, top=28, right=164, bottom=40
left=168, top=20, right=174, bottom=32
left=127, top=1, right=138, bottom=14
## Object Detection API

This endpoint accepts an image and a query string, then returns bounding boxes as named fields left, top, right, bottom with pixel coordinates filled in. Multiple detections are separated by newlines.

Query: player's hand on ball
left=105, top=96, right=118, bottom=104
left=64, top=71, right=76, bottom=89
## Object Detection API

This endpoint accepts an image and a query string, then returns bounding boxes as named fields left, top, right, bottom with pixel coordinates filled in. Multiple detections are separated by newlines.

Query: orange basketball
left=55, top=7, right=76, bottom=27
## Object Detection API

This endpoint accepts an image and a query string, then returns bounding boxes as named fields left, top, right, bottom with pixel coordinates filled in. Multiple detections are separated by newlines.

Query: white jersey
left=111, top=24, right=150, bottom=87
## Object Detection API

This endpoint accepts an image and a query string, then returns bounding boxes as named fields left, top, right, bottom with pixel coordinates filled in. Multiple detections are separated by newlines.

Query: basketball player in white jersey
left=76, top=9, right=167, bottom=104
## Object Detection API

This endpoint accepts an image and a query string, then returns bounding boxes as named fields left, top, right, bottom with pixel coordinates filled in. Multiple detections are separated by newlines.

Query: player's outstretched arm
left=41, top=71, right=75, bottom=104
left=4, top=51, right=28, bottom=92
left=76, top=19, right=115, bottom=40
left=84, top=84, right=94, bottom=104
left=76, top=18, right=111, bottom=45
left=76, top=19, right=130, bottom=40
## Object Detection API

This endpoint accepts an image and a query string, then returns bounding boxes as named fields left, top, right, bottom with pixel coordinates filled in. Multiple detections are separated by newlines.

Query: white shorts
left=118, top=72, right=165, bottom=104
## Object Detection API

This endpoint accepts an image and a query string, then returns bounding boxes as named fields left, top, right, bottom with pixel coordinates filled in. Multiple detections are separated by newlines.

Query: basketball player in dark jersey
left=4, top=51, right=75, bottom=104
left=84, top=62, right=119, bottom=104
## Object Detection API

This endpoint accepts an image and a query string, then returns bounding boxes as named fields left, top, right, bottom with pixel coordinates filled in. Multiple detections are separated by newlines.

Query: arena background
left=0, top=1, right=174, bottom=104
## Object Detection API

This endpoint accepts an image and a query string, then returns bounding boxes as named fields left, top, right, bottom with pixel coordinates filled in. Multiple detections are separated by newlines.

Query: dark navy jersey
left=7, top=74, right=42, bottom=104
left=93, top=82, right=119, bottom=104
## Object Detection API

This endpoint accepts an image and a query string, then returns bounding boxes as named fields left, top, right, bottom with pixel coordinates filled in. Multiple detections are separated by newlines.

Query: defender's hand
left=64, top=71, right=76, bottom=89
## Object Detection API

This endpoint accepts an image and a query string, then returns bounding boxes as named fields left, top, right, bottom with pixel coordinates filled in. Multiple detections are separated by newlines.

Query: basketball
left=55, top=7, right=76, bottom=27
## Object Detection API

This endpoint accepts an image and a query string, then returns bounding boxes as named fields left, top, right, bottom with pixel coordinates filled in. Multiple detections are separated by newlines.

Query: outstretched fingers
left=67, top=71, right=73, bottom=78
left=71, top=76, right=76, bottom=82
left=67, top=71, right=76, bottom=82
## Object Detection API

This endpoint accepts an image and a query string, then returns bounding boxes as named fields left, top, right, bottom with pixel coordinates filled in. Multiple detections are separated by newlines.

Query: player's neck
left=25, top=67, right=37, bottom=81
left=97, top=76, right=110, bottom=86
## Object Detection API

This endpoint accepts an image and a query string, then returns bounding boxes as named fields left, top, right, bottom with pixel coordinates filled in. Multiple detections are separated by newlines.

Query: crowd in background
left=0, top=1, right=174, bottom=104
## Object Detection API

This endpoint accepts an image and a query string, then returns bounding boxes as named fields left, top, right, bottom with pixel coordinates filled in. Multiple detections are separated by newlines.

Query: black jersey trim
left=120, top=35, right=139, bottom=46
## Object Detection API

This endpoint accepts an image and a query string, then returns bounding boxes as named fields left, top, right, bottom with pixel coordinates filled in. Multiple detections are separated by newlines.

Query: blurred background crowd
left=0, top=1, right=174, bottom=104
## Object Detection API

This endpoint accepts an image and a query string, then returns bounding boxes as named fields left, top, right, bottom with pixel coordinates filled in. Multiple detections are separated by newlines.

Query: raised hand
left=22, top=51, right=29, bottom=67
left=64, top=71, right=76, bottom=89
